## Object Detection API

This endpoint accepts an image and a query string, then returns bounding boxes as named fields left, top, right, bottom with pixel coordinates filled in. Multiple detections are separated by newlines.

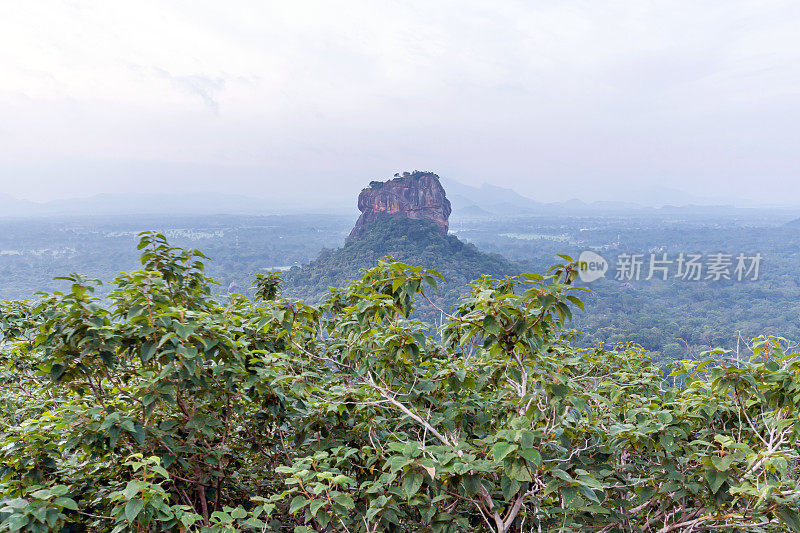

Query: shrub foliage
left=1, top=232, right=800, bottom=532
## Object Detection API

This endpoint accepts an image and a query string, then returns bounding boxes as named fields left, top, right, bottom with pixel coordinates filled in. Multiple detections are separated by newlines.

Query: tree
left=2, top=233, right=800, bottom=531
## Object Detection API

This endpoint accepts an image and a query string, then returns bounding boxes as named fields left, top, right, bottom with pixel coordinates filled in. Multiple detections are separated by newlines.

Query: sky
left=1, top=0, right=799, bottom=205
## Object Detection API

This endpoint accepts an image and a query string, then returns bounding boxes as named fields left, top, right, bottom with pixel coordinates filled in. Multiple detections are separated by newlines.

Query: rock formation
left=348, top=171, right=452, bottom=240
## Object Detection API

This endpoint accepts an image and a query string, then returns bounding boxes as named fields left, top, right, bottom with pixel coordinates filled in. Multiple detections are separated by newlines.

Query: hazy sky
left=1, top=1, right=799, bottom=204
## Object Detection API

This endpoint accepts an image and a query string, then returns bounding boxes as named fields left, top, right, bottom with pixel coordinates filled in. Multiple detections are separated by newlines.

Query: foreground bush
left=1, top=232, right=800, bottom=532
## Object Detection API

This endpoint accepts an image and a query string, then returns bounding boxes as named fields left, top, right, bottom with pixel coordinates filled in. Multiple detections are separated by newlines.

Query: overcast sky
left=1, top=1, right=799, bottom=205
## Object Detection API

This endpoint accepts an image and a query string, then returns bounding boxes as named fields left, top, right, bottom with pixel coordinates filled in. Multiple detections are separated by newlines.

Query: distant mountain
left=457, top=204, right=494, bottom=218
left=0, top=194, right=39, bottom=217
left=442, top=178, right=659, bottom=217
left=441, top=179, right=542, bottom=216
left=0, top=192, right=357, bottom=219
left=441, top=178, right=792, bottom=218
left=2, top=174, right=784, bottom=221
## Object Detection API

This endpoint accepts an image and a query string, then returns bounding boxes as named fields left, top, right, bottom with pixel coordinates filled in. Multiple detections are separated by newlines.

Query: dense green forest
left=468, top=219, right=800, bottom=363
left=1, top=211, right=800, bottom=363
left=283, top=216, right=518, bottom=321
left=3, top=233, right=800, bottom=531
left=0, top=215, right=353, bottom=301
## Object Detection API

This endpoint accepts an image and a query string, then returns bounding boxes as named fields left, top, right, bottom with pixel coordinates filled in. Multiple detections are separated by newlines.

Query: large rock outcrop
left=348, top=171, right=452, bottom=240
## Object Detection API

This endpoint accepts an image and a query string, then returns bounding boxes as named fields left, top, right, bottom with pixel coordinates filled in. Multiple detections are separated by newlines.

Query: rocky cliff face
left=348, top=171, right=452, bottom=240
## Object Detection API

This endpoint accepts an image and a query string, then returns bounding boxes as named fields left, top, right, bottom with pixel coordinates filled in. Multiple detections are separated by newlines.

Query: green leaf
left=778, top=506, right=800, bottom=532
left=508, top=459, right=532, bottom=482
left=54, top=497, right=78, bottom=510
left=332, top=493, right=355, bottom=510
left=50, top=364, right=66, bottom=382
left=392, top=278, right=404, bottom=293
left=7, top=515, right=30, bottom=530
left=123, top=480, right=147, bottom=500
left=309, top=499, right=326, bottom=517
left=4, top=498, right=28, bottom=509
left=577, top=475, right=604, bottom=490
left=141, top=341, right=157, bottom=362
left=551, top=469, right=575, bottom=484
left=711, top=454, right=735, bottom=472
left=501, top=476, right=522, bottom=500
left=462, top=475, right=482, bottom=497
left=561, top=485, right=581, bottom=507
left=705, top=469, right=729, bottom=494
left=483, top=315, right=501, bottom=335
left=180, top=512, right=199, bottom=528
left=520, top=430, right=535, bottom=450
left=577, top=484, right=600, bottom=504
left=289, top=496, right=307, bottom=514
left=316, top=509, right=331, bottom=529
left=125, top=498, right=144, bottom=523
left=423, top=275, right=438, bottom=290
left=30, top=489, right=53, bottom=500
left=493, top=442, right=518, bottom=462
left=518, top=448, right=542, bottom=467
left=566, top=295, right=584, bottom=311
left=402, top=471, right=424, bottom=499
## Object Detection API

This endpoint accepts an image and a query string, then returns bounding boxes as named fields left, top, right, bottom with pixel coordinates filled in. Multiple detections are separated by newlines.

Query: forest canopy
left=2, top=232, right=800, bottom=532
left=282, top=215, right=518, bottom=317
